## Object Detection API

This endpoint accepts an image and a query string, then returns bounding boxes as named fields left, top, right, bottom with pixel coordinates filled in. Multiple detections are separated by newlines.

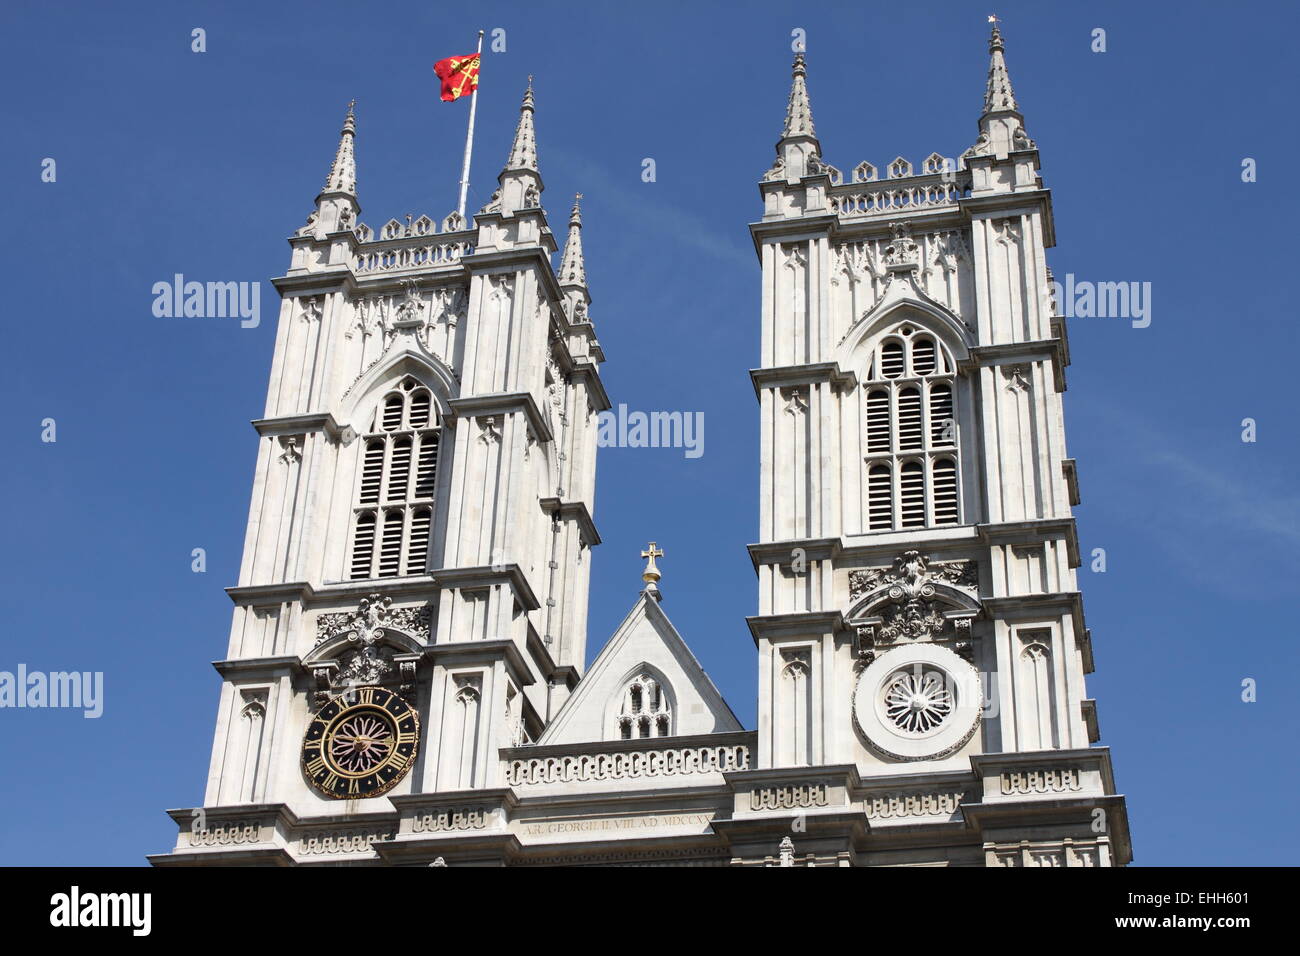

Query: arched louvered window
left=349, top=377, right=442, bottom=579
left=615, top=673, right=672, bottom=740
left=866, top=389, right=891, bottom=453
left=867, top=463, right=893, bottom=530
left=862, top=327, right=963, bottom=530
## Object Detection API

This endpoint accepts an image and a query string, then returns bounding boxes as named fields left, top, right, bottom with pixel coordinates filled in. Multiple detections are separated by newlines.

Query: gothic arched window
left=616, top=673, right=672, bottom=740
left=862, top=327, right=961, bottom=531
left=349, top=377, right=441, bottom=579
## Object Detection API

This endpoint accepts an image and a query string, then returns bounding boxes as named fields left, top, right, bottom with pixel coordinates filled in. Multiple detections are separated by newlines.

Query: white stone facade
left=153, top=27, right=1130, bottom=867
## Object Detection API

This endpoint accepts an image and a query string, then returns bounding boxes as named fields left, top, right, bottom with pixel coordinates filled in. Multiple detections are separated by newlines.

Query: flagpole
left=456, top=30, right=485, bottom=220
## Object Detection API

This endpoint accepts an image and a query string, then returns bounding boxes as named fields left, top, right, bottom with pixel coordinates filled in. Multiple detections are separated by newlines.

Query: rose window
left=883, top=669, right=953, bottom=734
left=329, top=712, right=394, bottom=773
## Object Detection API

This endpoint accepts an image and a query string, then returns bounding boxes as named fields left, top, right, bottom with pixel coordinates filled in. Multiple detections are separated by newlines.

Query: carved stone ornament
left=312, top=594, right=428, bottom=703
left=298, top=296, right=323, bottom=323
left=316, top=593, right=431, bottom=647
left=762, top=155, right=786, bottom=182
left=848, top=551, right=979, bottom=647
left=1001, top=363, right=1031, bottom=392
left=277, top=435, right=304, bottom=465
left=477, top=416, right=503, bottom=445
left=961, top=131, right=992, bottom=160
left=778, top=836, right=795, bottom=867
left=849, top=550, right=978, bottom=599
left=883, top=221, right=920, bottom=272
left=1012, top=125, right=1037, bottom=151
left=392, top=279, right=426, bottom=330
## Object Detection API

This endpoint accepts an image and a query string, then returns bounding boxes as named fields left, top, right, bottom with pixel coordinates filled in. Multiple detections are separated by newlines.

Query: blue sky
left=1, top=0, right=1296, bottom=865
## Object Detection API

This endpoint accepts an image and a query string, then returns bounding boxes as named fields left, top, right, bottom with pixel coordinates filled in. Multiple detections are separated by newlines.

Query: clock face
left=301, top=686, right=420, bottom=799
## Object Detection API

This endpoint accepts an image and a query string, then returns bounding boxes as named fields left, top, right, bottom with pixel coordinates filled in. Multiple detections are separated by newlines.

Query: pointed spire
left=504, top=76, right=539, bottom=173
left=558, top=193, right=587, bottom=290
left=782, top=54, right=816, bottom=139
left=767, top=54, right=822, bottom=183
left=966, top=18, right=1036, bottom=163
left=323, top=100, right=357, bottom=196
left=982, top=18, right=1019, bottom=115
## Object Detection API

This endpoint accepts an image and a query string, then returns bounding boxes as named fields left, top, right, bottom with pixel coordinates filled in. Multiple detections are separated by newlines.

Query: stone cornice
left=250, top=411, right=345, bottom=440
left=724, top=762, right=862, bottom=790
left=347, top=266, right=471, bottom=295
left=429, top=564, right=541, bottom=611
left=568, top=359, right=611, bottom=412
left=463, top=243, right=563, bottom=299
left=538, top=497, right=601, bottom=547
left=747, top=536, right=840, bottom=570
left=270, top=271, right=361, bottom=299
left=148, top=847, right=295, bottom=866
left=959, top=186, right=1056, bottom=248
left=524, top=625, right=560, bottom=683
left=746, top=610, right=844, bottom=646
left=226, top=563, right=541, bottom=612
left=375, top=831, right=524, bottom=865
left=962, top=793, right=1132, bottom=865
left=965, top=338, right=1067, bottom=392
left=227, top=577, right=440, bottom=608
left=1062, top=459, right=1081, bottom=506
left=970, top=746, right=1115, bottom=783
left=430, top=639, right=536, bottom=686
left=749, top=362, right=858, bottom=399
left=838, top=526, right=981, bottom=559
left=976, top=518, right=1081, bottom=569
left=447, top=391, right=553, bottom=444
left=211, top=655, right=302, bottom=679
left=1050, top=314, right=1071, bottom=367
left=710, top=809, right=870, bottom=846
left=1081, top=698, right=1100, bottom=743
left=388, top=787, right=519, bottom=817
left=166, top=802, right=299, bottom=829
left=746, top=520, right=1080, bottom=572
left=830, top=205, right=970, bottom=242
left=748, top=213, right=839, bottom=257
left=981, top=591, right=1087, bottom=652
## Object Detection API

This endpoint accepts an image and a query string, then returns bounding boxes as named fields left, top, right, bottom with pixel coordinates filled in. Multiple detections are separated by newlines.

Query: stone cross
left=640, top=542, right=664, bottom=590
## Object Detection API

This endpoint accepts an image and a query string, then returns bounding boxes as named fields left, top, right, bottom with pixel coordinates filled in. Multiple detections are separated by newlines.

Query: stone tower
left=153, top=27, right=1130, bottom=867
left=155, top=85, right=610, bottom=862
left=739, top=26, right=1131, bottom=865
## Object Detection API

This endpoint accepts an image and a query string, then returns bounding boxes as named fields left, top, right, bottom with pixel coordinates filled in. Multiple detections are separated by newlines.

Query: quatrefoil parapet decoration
left=847, top=551, right=980, bottom=656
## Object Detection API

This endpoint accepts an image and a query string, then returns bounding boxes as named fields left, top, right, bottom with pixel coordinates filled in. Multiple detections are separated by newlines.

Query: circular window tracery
left=852, top=644, right=981, bottom=761
left=882, top=668, right=953, bottom=735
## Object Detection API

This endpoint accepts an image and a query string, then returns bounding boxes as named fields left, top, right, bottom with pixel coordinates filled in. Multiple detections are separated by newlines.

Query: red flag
left=434, top=53, right=481, bottom=102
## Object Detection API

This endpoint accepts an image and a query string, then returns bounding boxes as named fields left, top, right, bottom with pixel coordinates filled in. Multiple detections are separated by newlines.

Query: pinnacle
left=559, top=192, right=587, bottom=289
left=782, top=52, right=816, bottom=139
left=504, top=78, right=539, bottom=173
left=323, top=99, right=357, bottom=196
left=983, top=20, right=1019, bottom=114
